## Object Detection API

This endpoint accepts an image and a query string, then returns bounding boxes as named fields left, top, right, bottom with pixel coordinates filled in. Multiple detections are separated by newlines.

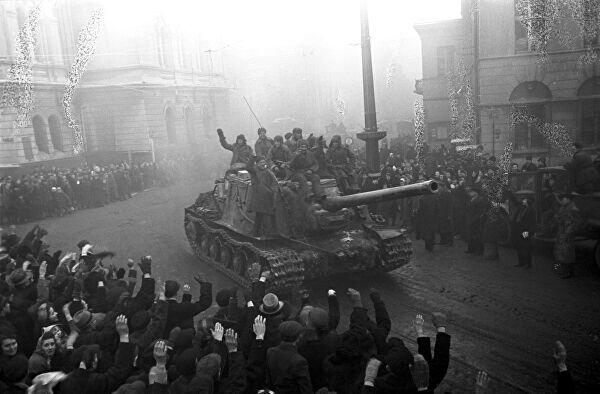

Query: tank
left=184, top=174, right=438, bottom=291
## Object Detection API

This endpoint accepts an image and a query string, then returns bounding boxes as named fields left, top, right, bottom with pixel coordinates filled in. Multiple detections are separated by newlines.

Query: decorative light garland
left=511, top=107, right=576, bottom=157
left=515, top=0, right=561, bottom=64
left=516, top=0, right=600, bottom=64
left=385, top=63, right=395, bottom=88
left=447, top=57, right=475, bottom=143
left=334, top=89, right=345, bottom=122
left=413, top=98, right=425, bottom=170
left=481, top=143, right=513, bottom=206
left=568, top=0, right=600, bottom=65
left=0, top=6, right=41, bottom=130
left=63, top=9, right=103, bottom=155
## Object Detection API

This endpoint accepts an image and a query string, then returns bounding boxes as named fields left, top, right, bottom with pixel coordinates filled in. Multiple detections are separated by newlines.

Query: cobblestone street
left=15, top=182, right=600, bottom=393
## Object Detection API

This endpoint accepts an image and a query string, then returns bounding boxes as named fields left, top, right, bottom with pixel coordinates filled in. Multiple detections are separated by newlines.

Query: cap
left=196, top=353, right=222, bottom=378
left=278, top=320, right=303, bottom=342
left=308, top=307, right=329, bottom=330
left=73, top=310, right=92, bottom=330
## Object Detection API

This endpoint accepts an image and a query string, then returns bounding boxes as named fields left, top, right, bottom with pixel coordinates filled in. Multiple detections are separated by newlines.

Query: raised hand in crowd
left=475, top=370, right=490, bottom=394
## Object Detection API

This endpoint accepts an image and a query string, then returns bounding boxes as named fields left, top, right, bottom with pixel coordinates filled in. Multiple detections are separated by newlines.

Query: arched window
left=32, top=115, right=49, bottom=153
left=184, top=107, right=194, bottom=142
left=509, top=81, right=552, bottom=151
left=48, top=115, right=63, bottom=151
left=165, top=107, right=176, bottom=143
left=578, top=77, right=600, bottom=145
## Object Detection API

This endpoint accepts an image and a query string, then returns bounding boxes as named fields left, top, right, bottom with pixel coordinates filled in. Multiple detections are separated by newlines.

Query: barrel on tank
left=184, top=175, right=437, bottom=291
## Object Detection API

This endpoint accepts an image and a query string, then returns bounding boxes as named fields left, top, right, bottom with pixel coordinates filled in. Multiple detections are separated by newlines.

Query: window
left=22, top=136, right=34, bottom=160
left=583, top=32, right=599, bottom=47
left=513, top=104, right=546, bottom=150
left=581, top=100, right=600, bottom=144
left=515, top=17, right=530, bottom=52
left=429, top=123, right=448, bottom=140
left=165, top=107, right=176, bottom=143
left=184, top=107, right=194, bottom=142
left=32, top=115, right=49, bottom=153
left=437, top=46, right=455, bottom=76
left=578, top=77, right=600, bottom=145
left=48, top=115, right=63, bottom=151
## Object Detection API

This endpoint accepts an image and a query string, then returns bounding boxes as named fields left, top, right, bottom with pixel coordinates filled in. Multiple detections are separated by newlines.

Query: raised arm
left=217, top=128, right=234, bottom=151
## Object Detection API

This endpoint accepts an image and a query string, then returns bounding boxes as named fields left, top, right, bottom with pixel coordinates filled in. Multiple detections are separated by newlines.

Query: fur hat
left=259, top=293, right=284, bottom=315
left=236, top=134, right=247, bottom=143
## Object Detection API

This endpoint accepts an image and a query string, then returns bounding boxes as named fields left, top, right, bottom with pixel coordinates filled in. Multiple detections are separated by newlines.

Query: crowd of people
left=0, top=225, right=576, bottom=393
left=0, top=159, right=183, bottom=225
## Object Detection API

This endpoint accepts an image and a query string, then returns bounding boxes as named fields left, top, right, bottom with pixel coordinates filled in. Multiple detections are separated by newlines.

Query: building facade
left=415, top=0, right=600, bottom=163
left=0, top=0, right=232, bottom=170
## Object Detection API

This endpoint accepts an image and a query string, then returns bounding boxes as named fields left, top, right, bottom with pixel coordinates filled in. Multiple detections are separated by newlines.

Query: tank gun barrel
left=321, top=180, right=438, bottom=212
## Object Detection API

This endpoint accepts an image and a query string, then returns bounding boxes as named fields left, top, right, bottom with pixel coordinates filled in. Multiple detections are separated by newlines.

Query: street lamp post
left=356, top=0, right=386, bottom=174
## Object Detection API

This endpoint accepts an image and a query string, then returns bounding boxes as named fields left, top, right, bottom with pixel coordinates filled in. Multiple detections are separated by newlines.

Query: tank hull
left=184, top=191, right=412, bottom=290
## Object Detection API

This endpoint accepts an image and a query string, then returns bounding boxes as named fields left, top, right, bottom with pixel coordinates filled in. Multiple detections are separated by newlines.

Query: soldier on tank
left=267, top=135, right=292, bottom=179
left=288, top=139, right=325, bottom=202
left=247, top=156, right=279, bottom=237
left=216, top=128, right=254, bottom=170
left=255, top=127, right=274, bottom=159
left=326, top=135, right=356, bottom=194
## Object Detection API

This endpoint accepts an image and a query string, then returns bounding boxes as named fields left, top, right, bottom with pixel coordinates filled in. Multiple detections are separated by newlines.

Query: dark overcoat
left=553, top=202, right=581, bottom=265
left=435, top=188, right=453, bottom=234
left=247, top=159, right=279, bottom=214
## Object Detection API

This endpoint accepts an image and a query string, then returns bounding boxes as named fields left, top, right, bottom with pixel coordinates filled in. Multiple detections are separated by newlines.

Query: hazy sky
left=105, top=0, right=462, bottom=49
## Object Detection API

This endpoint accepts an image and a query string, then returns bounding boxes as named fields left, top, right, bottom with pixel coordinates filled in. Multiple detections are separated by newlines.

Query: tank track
left=185, top=214, right=304, bottom=291
left=378, top=233, right=412, bottom=272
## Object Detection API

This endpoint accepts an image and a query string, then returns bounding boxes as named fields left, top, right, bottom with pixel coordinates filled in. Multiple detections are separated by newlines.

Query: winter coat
left=267, top=145, right=292, bottom=164
left=564, top=150, right=600, bottom=192
left=554, top=202, right=581, bottom=265
left=435, top=189, right=453, bottom=234
left=163, top=281, right=212, bottom=337
left=417, top=194, right=437, bottom=238
left=510, top=203, right=536, bottom=248
left=59, top=342, right=135, bottom=394
left=218, top=134, right=253, bottom=166
left=289, top=151, right=319, bottom=174
left=266, top=342, right=313, bottom=394
left=255, top=137, right=274, bottom=159
left=466, top=196, right=489, bottom=239
left=247, top=158, right=279, bottom=214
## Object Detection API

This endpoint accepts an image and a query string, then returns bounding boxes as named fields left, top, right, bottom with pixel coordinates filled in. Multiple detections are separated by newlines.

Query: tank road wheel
left=208, top=236, right=221, bottom=261
left=232, top=249, right=249, bottom=277
left=199, top=231, right=210, bottom=255
left=220, top=244, right=234, bottom=269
